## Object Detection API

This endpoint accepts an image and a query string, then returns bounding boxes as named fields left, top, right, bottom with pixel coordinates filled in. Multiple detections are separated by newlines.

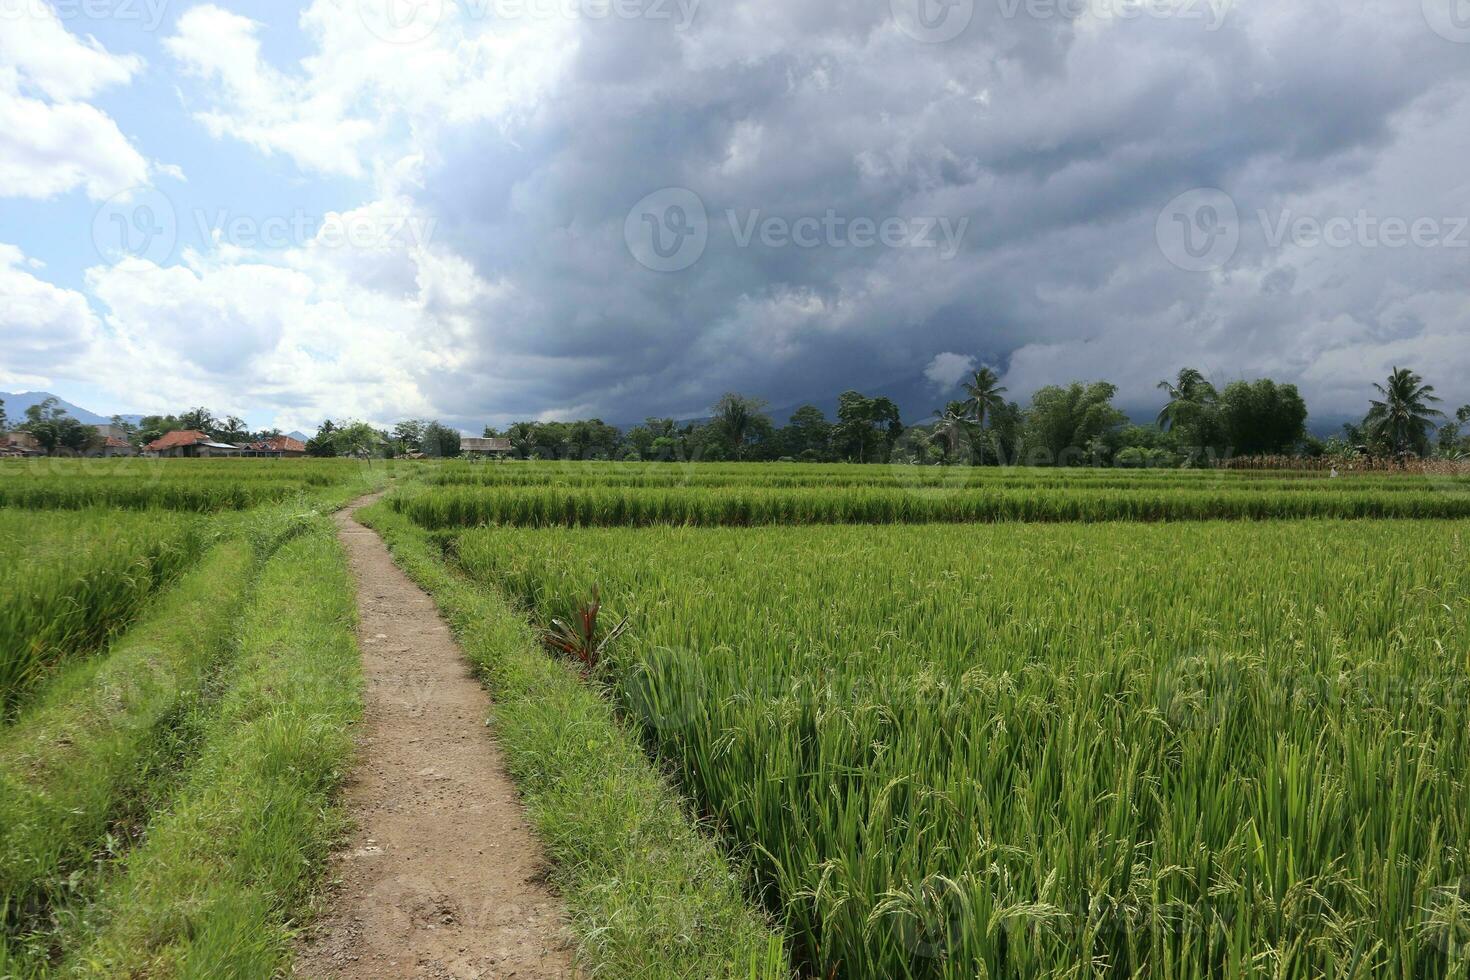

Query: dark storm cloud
left=416, top=0, right=1470, bottom=426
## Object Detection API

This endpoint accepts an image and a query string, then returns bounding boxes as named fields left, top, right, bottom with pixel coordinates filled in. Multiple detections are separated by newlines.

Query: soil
left=294, top=495, right=576, bottom=979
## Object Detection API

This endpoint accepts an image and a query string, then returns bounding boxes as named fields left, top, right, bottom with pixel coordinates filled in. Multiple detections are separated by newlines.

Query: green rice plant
left=0, top=458, right=383, bottom=512
left=0, top=510, right=206, bottom=714
left=0, top=541, right=255, bottom=968
left=394, top=481, right=1470, bottom=529
left=59, top=520, right=361, bottom=978
left=455, top=519, right=1470, bottom=979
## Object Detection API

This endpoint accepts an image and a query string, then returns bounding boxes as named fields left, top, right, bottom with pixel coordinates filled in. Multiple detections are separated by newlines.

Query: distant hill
left=0, top=391, right=144, bottom=428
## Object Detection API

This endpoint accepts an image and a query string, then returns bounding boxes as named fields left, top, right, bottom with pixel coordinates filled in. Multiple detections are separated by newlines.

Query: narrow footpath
left=296, top=495, right=575, bottom=979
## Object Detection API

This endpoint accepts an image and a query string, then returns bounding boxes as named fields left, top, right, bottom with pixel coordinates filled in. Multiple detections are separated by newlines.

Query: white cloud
left=0, top=243, right=101, bottom=386
left=77, top=199, right=504, bottom=431
left=162, top=2, right=574, bottom=179
left=924, top=352, right=977, bottom=391
left=0, top=3, right=148, bottom=199
left=0, top=92, right=149, bottom=199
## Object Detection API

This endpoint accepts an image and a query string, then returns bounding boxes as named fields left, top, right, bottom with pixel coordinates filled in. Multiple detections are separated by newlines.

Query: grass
left=57, top=518, right=361, bottom=978
left=359, top=501, right=790, bottom=979
left=452, top=518, right=1470, bottom=979
left=0, top=510, right=207, bottom=715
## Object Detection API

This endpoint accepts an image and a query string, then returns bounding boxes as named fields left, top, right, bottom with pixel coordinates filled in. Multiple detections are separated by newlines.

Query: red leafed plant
left=542, top=587, right=629, bottom=675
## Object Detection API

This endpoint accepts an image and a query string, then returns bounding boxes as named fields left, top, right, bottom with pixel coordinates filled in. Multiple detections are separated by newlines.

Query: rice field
left=396, top=480, right=1470, bottom=528
left=402, top=464, right=1470, bottom=978
left=0, top=510, right=205, bottom=713
left=10, top=457, right=1470, bottom=977
left=0, top=459, right=378, bottom=976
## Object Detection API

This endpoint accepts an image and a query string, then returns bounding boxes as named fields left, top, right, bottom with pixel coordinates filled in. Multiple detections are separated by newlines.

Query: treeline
left=6, top=364, right=1465, bottom=466
left=480, top=366, right=1469, bottom=468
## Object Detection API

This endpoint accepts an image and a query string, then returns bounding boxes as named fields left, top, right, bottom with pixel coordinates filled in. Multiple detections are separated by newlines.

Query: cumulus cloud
left=0, top=243, right=100, bottom=385
left=0, top=3, right=149, bottom=199
left=924, top=353, right=977, bottom=391
left=76, top=198, right=504, bottom=432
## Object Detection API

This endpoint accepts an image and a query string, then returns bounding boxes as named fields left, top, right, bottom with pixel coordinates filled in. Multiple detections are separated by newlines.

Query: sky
left=2, top=0, right=1469, bottom=435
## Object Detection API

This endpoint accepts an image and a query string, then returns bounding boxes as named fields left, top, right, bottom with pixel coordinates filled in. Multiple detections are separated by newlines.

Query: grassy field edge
left=357, top=501, right=791, bottom=980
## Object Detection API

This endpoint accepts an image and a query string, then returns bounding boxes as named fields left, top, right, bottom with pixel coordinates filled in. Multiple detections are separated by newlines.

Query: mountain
left=0, top=391, right=145, bottom=428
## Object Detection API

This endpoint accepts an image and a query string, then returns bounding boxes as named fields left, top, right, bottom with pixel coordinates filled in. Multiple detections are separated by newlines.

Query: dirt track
left=295, top=495, right=575, bottom=979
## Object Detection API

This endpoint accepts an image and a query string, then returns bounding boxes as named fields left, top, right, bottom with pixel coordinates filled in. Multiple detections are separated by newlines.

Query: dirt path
left=295, top=495, right=575, bottom=979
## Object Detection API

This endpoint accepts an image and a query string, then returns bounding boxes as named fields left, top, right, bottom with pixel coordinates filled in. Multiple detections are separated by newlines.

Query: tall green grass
left=0, top=511, right=206, bottom=713
left=458, top=519, right=1470, bottom=979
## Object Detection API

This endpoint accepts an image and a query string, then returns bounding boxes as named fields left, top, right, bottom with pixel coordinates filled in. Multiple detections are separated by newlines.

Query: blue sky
left=3, top=0, right=1470, bottom=434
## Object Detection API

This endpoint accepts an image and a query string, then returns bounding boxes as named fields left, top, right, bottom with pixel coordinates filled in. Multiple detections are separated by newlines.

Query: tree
left=421, top=421, right=462, bottom=458
left=777, top=405, right=833, bottom=461
left=959, top=367, right=1008, bottom=429
left=1020, top=382, right=1127, bottom=466
left=307, top=420, right=339, bottom=457
left=334, top=421, right=387, bottom=458
left=216, top=415, right=250, bottom=443
left=1156, top=368, right=1221, bottom=455
left=833, top=391, right=903, bottom=463
left=711, top=394, right=771, bottom=462
left=178, top=407, right=219, bottom=435
left=393, top=419, right=428, bottom=454
left=1438, top=406, right=1470, bottom=458
left=1217, top=379, right=1308, bottom=457
left=928, top=408, right=973, bottom=463
left=109, top=415, right=139, bottom=446
left=20, top=397, right=94, bottom=454
left=1363, top=367, right=1443, bottom=457
left=954, top=367, right=1009, bottom=464
left=0, top=398, right=6, bottom=433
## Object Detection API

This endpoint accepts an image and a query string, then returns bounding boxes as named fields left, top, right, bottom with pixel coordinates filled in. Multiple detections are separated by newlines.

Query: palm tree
left=1156, top=368, right=1218, bottom=432
left=929, top=409, right=971, bottom=462
left=959, top=367, right=1008, bottom=429
left=1365, top=367, right=1444, bottom=456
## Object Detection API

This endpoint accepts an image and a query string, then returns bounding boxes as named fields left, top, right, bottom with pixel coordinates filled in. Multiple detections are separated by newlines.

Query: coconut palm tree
left=1364, top=367, right=1444, bottom=457
left=1156, top=368, right=1218, bottom=432
left=929, top=409, right=971, bottom=462
left=959, top=367, right=1008, bottom=429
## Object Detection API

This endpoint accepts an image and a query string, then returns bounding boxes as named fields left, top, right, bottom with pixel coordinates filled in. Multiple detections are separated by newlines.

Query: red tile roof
left=250, top=436, right=307, bottom=453
left=145, top=430, right=209, bottom=452
left=104, top=436, right=132, bottom=449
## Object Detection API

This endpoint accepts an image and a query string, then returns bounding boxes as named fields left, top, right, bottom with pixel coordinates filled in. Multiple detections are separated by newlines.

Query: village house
left=90, top=436, right=138, bottom=458
left=246, top=436, right=308, bottom=458
left=1, top=431, right=43, bottom=457
left=461, top=437, right=514, bottom=459
left=144, top=430, right=246, bottom=458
